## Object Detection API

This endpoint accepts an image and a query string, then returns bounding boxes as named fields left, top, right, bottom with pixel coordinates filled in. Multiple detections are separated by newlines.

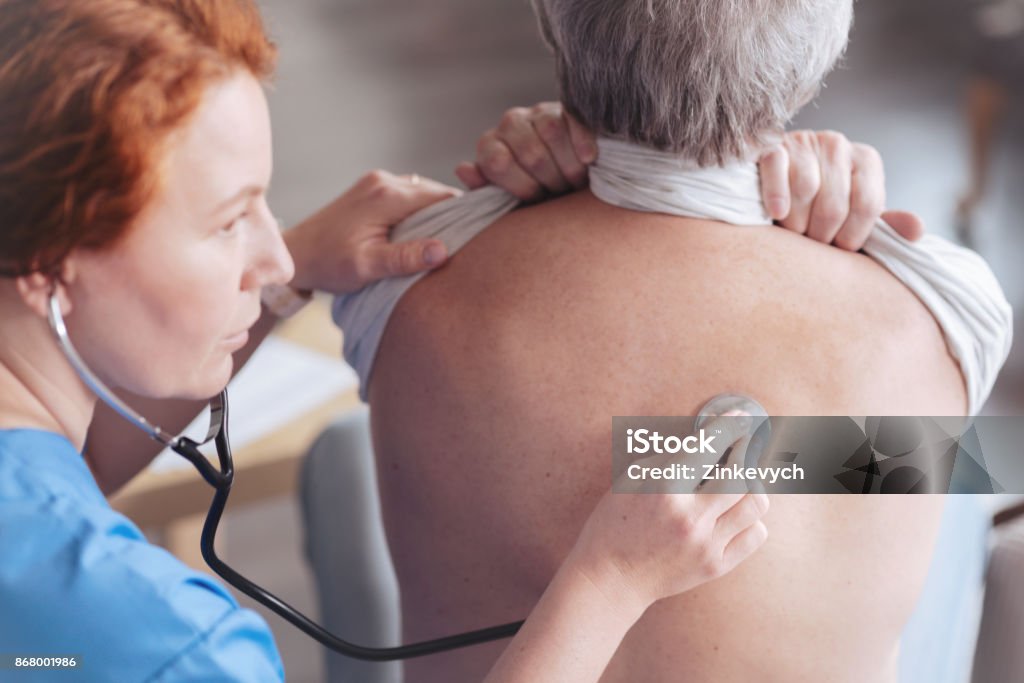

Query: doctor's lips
left=224, top=315, right=260, bottom=348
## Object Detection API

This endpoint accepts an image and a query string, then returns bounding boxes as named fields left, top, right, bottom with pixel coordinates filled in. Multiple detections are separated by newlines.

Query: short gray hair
left=532, top=0, right=854, bottom=165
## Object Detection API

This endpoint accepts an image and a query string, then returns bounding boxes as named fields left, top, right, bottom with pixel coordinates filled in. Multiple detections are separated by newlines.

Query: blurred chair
left=900, top=495, right=990, bottom=683
left=971, top=509, right=1024, bottom=682
left=299, top=406, right=402, bottom=683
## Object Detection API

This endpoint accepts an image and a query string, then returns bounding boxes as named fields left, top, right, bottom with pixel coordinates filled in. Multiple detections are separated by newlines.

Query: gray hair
left=532, top=0, right=854, bottom=165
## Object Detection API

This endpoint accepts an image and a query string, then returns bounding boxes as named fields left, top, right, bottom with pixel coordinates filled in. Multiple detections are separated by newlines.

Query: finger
left=692, top=416, right=754, bottom=496
left=720, top=520, right=769, bottom=572
left=647, top=416, right=747, bottom=475
left=531, top=103, right=589, bottom=189
left=476, top=131, right=545, bottom=201
left=778, top=132, right=821, bottom=234
left=640, top=415, right=752, bottom=494
left=806, top=132, right=852, bottom=244
left=699, top=491, right=747, bottom=518
left=881, top=210, right=925, bottom=241
left=628, top=449, right=701, bottom=494
left=699, top=435, right=760, bottom=495
left=398, top=172, right=459, bottom=194
left=700, top=415, right=753, bottom=452
left=496, top=107, right=571, bottom=194
left=455, top=162, right=488, bottom=190
left=758, top=145, right=791, bottom=219
left=713, top=493, right=770, bottom=546
left=363, top=170, right=461, bottom=226
left=833, top=143, right=884, bottom=251
left=566, top=107, right=598, bottom=167
left=392, top=180, right=462, bottom=222
left=362, top=238, right=448, bottom=281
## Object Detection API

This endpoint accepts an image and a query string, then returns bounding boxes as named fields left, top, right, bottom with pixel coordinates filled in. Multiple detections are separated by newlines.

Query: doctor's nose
left=242, top=209, right=296, bottom=292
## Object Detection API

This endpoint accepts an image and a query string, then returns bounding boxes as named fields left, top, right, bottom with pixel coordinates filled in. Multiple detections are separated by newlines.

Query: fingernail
left=424, top=243, right=446, bottom=267
left=579, top=143, right=597, bottom=163
left=720, top=409, right=752, bottom=433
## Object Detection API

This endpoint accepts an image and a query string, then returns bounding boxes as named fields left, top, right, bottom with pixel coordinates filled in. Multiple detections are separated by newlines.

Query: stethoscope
left=46, top=291, right=769, bottom=661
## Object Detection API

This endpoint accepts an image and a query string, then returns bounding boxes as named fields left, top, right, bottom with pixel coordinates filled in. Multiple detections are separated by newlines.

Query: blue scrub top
left=0, top=429, right=285, bottom=682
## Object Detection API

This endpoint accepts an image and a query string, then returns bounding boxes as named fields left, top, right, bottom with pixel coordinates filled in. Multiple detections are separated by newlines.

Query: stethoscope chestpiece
left=694, top=393, right=772, bottom=477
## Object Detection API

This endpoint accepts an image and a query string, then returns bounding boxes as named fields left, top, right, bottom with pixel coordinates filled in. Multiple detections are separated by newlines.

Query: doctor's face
left=63, top=70, right=294, bottom=400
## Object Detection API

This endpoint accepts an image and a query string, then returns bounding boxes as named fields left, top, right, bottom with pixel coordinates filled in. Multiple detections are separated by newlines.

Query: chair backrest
left=971, top=512, right=1024, bottom=682
left=300, top=407, right=403, bottom=683
left=901, top=495, right=991, bottom=683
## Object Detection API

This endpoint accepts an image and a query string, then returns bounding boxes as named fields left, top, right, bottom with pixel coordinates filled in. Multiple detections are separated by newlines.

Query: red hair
left=0, top=0, right=277, bottom=277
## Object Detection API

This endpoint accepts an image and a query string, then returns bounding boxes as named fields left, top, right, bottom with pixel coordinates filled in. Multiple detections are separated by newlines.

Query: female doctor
left=0, top=0, right=921, bottom=681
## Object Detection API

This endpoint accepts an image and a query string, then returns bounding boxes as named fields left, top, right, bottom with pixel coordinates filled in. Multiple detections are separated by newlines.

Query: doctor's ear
left=14, top=263, right=74, bottom=320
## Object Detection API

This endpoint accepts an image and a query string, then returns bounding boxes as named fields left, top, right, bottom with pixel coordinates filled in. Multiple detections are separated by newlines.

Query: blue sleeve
left=147, top=596, right=284, bottom=682
left=0, top=496, right=285, bottom=683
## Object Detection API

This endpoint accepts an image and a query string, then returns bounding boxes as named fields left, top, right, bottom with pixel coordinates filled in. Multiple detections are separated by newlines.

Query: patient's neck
left=588, top=137, right=771, bottom=226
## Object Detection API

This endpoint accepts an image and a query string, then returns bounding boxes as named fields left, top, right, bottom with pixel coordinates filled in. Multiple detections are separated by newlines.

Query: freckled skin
left=369, top=191, right=962, bottom=683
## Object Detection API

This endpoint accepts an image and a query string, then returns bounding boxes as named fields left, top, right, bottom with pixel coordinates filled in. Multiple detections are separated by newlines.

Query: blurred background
left=206, top=0, right=1024, bottom=680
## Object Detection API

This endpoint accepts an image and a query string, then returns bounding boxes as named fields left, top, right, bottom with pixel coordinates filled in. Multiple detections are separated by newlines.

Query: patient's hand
left=457, top=102, right=595, bottom=201
left=567, top=418, right=770, bottom=613
left=761, top=130, right=925, bottom=250
left=459, top=104, right=925, bottom=251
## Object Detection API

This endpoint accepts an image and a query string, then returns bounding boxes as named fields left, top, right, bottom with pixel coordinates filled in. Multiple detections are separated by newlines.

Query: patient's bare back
left=369, top=191, right=961, bottom=683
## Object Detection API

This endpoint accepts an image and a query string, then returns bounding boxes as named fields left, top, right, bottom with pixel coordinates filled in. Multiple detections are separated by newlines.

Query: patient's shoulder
left=713, top=229, right=966, bottom=415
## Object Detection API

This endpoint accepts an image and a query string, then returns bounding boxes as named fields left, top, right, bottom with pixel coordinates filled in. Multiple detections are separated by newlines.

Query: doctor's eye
left=220, top=213, right=248, bottom=235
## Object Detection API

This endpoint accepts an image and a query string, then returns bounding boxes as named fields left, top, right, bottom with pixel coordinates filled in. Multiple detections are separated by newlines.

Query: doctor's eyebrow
left=212, top=184, right=265, bottom=213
